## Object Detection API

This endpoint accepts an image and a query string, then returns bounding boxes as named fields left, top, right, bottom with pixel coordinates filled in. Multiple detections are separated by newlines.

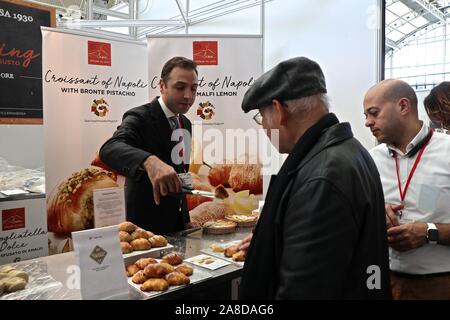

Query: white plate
left=127, top=260, right=212, bottom=299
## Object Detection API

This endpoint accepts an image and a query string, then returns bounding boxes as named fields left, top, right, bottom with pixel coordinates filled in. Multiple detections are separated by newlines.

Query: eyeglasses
left=253, top=112, right=263, bottom=125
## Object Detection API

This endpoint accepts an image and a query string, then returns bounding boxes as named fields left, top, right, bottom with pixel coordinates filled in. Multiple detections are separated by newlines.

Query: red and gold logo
left=193, top=41, right=218, bottom=65
left=2, top=208, right=25, bottom=231
left=197, top=101, right=215, bottom=120
left=88, top=41, right=111, bottom=66
left=91, top=98, right=109, bottom=117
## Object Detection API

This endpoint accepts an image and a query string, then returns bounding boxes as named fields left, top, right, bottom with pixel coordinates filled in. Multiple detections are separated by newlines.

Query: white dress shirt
left=370, top=123, right=450, bottom=274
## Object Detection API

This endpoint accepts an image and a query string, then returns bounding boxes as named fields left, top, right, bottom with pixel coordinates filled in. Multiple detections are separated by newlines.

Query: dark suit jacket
left=239, top=113, right=391, bottom=300
left=99, top=97, right=191, bottom=234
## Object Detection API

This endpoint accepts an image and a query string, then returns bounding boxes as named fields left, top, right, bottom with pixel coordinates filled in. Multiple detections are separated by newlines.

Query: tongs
left=173, top=172, right=216, bottom=199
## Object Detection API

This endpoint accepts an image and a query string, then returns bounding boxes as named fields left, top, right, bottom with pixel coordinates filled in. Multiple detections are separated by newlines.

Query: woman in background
left=424, top=81, right=450, bottom=133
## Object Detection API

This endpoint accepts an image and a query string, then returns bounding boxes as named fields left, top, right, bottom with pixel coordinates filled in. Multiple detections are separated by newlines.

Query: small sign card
left=72, top=226, right=128, bottom=299
left=93, top=187, right=126, bottom=228
left=184, top=254, right=231, bottom=270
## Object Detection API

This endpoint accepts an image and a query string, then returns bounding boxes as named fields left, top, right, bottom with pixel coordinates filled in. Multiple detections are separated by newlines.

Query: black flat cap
left=241, top=57, right=327, bottom=113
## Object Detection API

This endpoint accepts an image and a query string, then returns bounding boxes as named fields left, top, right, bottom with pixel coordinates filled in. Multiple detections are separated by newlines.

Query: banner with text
left=43, top=29, right=148, bottom=254
left=147, top=36, right=270, bottom=218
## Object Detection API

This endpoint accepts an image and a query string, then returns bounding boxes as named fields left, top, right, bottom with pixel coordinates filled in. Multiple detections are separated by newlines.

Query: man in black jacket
left=238, top=57, right=391, bottom=299
left=100, top=57, right=198, bottom=234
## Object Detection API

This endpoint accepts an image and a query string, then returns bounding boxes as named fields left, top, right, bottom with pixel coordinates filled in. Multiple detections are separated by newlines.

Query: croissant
left=165, top=271, right=190, bottom=286
left=119, top=231, right=131, bottom=242
left=143, top=263, right=168, bottom=279
left=232, top=250, right=246, bottom=262
left=135, top=258, right=157, bottom=270
left=47, top=168, right=118, bottom=233
left=120, top=242, right=133, bottom=254
left=118, top=221, right=137, bottom=233
left=224, top=245, right=239, bottom=258
left=175, top=264, right=193, bottom=276
left=161, top=252, right=183, bottom=266
left=126, top=264, right=140, bottom=277
left=130, top=228, right=149, bottom=241
left=208, top=164, right=232, bottom=187
left=189, top=202, right=234, bottom=227
left=159, top=262, right=175, bottom=274
left=228, top=164, right=262, bottom=194
left=130, top=238, right=151, bottom=251
left=131, top=270, right=147, bottom=284
left=149, top=235, right=168, bottom=248
left=141, top=278, right=169, bottom=292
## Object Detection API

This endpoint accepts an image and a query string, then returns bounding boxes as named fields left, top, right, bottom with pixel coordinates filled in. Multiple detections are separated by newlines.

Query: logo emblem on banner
left=197, top=101, right=215, bottom=120
left=2, top=208, right=25, bottom=231
left=91, top=98, right=110, bottom=117
left=88, top=41, right=112, bottom=66
left=193, top=41, right=218, bottom=65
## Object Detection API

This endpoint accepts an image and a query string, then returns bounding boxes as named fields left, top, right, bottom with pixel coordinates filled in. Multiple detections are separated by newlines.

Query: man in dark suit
left=99, top=57, right=198, bottom=234
left=238, top=57, right=391, bottom=299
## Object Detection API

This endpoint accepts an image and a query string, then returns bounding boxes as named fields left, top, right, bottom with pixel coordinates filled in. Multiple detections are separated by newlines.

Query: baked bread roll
left=232, top=250, right=246, bottom=262
left=224, top=245, right=239, bottom=258
left=0, top=266, right=15, bottom=274
left=120, top=242, right=133, bottom=254
left=47, top=168, right=118, bottom=233
left=119, top=231, right=131, bottom=242
left=165, top=271, right=190, bottom=286
left=131, top=270, right=147, bottom=284
left=228, top=164, right=262, bottom=194
left=175, top=264, right=194, bottom=276
left=135, top=258, right=157, bottom=270
left=7, top=270, right=28, bottom=282
left=130, top=238, right=151, bottom=251
left=141, top=278, right=169, bottom=292
left=118, top=221, right=137, bottom=233
left=146, top=231, right=155, bottom=238
left=126, top=264, right=140, bottom=277
left=143, top=263, right=167, bottom=279
left=159, top=262, right=175, bottom=274
left=130, top=228, right=150, bottom=241
left=149, top=235, right=168, bottom=248
left=190, top=202, right=234, bottom=227
left=161, top=252, right=183, bottom=266
left=208, top=164, right=232, bottom=187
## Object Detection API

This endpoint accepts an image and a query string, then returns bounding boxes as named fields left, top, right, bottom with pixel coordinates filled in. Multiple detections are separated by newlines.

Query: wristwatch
left=426, top=223, right=439, bottom=244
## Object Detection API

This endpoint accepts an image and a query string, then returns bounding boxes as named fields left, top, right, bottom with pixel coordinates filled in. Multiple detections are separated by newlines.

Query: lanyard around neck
left=393, top=131, right=433, bottom=203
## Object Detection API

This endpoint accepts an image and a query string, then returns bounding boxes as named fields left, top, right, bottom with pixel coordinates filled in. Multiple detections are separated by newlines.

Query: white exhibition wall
left=0, top=0, right=380, bottom=169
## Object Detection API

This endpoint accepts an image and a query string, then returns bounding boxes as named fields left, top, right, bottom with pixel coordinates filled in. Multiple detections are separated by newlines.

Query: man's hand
left=143, top=155, right=181, bottom=205
left=237, top=233, right=253, bottom=252
left=387, top=222, right=427, bottom=252
left=385, top=203, right=403, bottom=229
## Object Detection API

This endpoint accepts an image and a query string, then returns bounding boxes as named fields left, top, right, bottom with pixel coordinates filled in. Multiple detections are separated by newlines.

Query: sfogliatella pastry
left=130, top=238, right=151, bottom=251
left=47, top=168, right=118, bottom=233
left=165, top=271, right=190, bottom=286
left=141, top=278, right=169, bottom=292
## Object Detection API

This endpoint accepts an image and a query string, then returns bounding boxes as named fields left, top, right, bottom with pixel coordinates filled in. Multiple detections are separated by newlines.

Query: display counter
left=2, top=228, right=251, bottom=300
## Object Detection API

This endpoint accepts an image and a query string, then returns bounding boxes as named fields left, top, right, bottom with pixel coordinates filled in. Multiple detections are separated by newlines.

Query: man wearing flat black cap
left=237, top=57, right=391, bottom=299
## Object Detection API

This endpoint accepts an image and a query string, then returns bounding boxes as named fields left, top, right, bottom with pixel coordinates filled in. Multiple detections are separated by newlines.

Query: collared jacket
left=240, top=113, right=391, bottom=299
left=99, top=97, right=190, bottom=234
